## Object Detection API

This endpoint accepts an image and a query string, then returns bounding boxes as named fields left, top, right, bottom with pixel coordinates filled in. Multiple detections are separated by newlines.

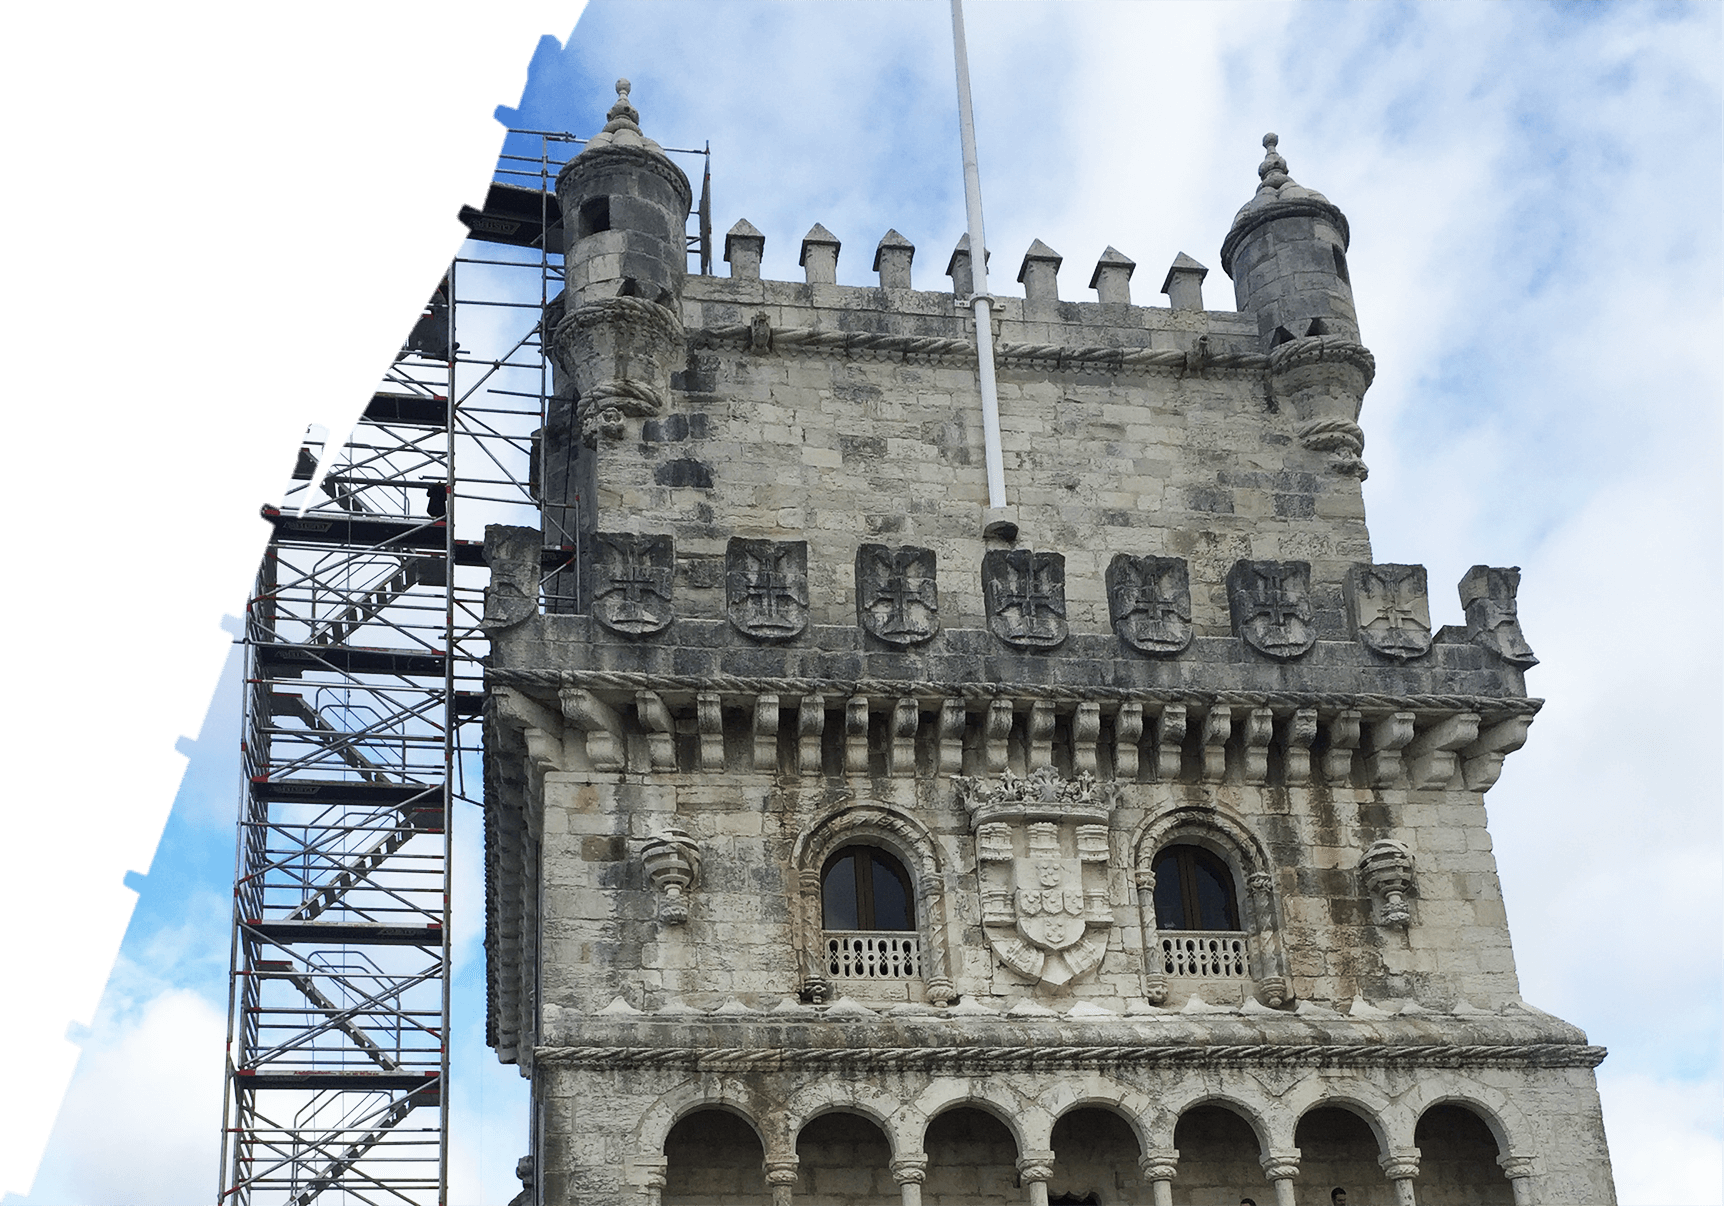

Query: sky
left=2, top=3, right=1719, bottom=1205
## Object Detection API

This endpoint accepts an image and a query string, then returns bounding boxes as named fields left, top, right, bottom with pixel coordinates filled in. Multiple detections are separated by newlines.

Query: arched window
left=822, top=845, right=914, bottom=931
left=1153, top=844, right=1240, bottom=931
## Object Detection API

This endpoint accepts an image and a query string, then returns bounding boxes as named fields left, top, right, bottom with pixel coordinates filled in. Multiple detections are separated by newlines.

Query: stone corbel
left=1073, top=701, right=1101, bottom=775
left=640, top=828, right=701, bottom=924
left=984, top=698, right=1013, bottom=774
left=1360, top=839, right=1416, bottom=928
left=754, top=694, right=781, bottom=772
left=890, top=697, right=919, bottom=777
left=1155, top=704, right=1187, bottom=781
left=1028, top=699, right=1055, bottom=769
left=845, top=695, right=870, bottom=773
left=798, top=696, right=826, bottom=775
left=1199, top=707, right=1232, bottom=782
left=559, top=687, right=625, bottom=771
left=937, top=698, right=966, bottom=776
left=1323, top=708, right=1361, bottom=784
left=1364, top=712, right=1416, bottom=786
left=1281, top=707, right=1318, bottom=786
left=1115, top=702, right=1144, bottom=781
left=1462, top=715, right=1534, bottom=791
left=697, top=691, right=725, bottom=771
left=635, top=690, right=677, bottom=772
left=1405, top=712, right=1481, bottom=789
left=1240, top=707, right=1275, bottom=785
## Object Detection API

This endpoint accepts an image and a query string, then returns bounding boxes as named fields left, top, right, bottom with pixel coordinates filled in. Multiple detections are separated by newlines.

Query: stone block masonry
left=484, top=83, right=1614, bottom=1206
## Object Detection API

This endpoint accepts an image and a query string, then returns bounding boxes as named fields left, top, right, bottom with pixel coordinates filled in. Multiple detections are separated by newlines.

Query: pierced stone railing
left=824, top=931, right=922, bottom=980
left=1159, top=931, right=1249, bottom=978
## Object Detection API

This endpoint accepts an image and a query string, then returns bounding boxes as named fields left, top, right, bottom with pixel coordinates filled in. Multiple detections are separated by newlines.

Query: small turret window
left=822, top=846, right=914, bottom=931
left=578, top=196, right=611, bottom=239
left=1153, top=844, right=1240, bottom=931
left=1332, top=245, right=1350, bottom=284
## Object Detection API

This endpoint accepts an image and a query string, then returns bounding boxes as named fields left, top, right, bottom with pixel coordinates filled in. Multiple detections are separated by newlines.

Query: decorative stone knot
left=604, top=78, right=641, bottom=132
left=1138, top=1150, right=1179, bottom=1182
left=764, top=1158, right=800, bottom=1186
left=1016, top=1152, right=1056, bottom=1183
left=890, top=1156, right=929, bottom=1185
left=1247, top=869, right=1274, bottom=895
left=1259, top=132, right=1291, bottom=187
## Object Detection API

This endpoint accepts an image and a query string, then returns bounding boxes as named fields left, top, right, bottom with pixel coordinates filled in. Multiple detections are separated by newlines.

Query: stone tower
left=482, top=88, right=1615, bottom=1206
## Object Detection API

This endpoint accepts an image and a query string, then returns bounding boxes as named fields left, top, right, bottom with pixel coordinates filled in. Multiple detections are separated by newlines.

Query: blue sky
left=2, top=3, right=1718, bottom=1204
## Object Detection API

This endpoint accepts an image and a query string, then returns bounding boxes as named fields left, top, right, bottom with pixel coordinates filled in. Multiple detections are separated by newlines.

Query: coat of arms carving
left=1347, top=563, right=1432, bottom=662
left=856, top=544, right=938, bottom=645
left=591, top=532, right=674, bottom=637
left=1106, top=554, right=1192, bottom=656
left=1459, top=564, right=1537, bottom=667
left=955, top=768, right=1116, bottom=987
left=983, top=550, right=1067, bottom=650
left=726, top=538, right=808, bottom=641
left=1228, top=560, right=1315, bottom=660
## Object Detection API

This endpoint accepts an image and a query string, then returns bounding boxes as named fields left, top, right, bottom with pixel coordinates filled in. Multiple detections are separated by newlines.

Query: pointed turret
left=1219, top=134, right=1359, bottom=349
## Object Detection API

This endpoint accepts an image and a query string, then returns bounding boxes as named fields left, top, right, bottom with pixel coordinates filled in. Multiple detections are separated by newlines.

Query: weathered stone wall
left=571, top=273, right=1372, bottom=639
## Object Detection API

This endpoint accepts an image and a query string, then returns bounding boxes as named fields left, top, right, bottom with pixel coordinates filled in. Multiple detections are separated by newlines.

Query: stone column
left=1016, top=1151, right=1055, bottom=1206
left=640, top=1158, right=667, bottom=1206
left=1260, top=1151, right=1301, bottom=1206
left=1138, top=1149, right=1179, bottom=1206
left=1498, top=1154, right=1536, bottom=1206
left=764, top=1157, right=800, bottom=1206
left=891, top=1155, right=928, bottom=1206
left=1380, top=1147, right=1421, bottom=1206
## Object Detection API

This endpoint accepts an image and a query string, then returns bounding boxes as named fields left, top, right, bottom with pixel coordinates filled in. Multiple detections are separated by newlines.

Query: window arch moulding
left=1131, top=805, right=1293, bottom=1008
left=792, top=803, right=955, bottom=1005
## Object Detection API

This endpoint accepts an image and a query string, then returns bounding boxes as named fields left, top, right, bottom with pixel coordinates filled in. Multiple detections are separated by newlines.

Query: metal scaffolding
left=218, top=127, right=710, bottom=1206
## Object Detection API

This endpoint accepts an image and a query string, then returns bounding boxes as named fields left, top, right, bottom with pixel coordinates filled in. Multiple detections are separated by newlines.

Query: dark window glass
left=821, top=846, right=914, bottom=931
left=1152, top=844, right=1241, bottom=931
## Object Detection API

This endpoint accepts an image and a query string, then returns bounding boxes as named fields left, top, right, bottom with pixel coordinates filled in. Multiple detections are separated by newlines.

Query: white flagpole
left=951, top=0, right=1009, bottom=520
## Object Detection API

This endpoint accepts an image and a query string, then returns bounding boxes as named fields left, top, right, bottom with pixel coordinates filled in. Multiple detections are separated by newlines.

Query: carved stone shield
left=591, top=533, right=674, bottom=637
left=1459, top=565, right=1538, bottom=667
left=983, top=550, right=1067, bottom=649
left=856, top=544, right=938, bottom=645
left=1228, top=560, right=1315, bottom=660
left=1106, top=554, right=1192, bottom=656
left=1014, top=858, right=1087, bottom=951
left=726, top=538, right=808, bottom=641
left=1347, top=563, right=1432, bottom=661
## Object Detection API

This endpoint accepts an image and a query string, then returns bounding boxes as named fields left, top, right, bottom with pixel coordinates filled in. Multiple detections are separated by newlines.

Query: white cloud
left=1599, top=1071, right=1724, bottom=1206
left=12, top=977, right=225, bottom=1205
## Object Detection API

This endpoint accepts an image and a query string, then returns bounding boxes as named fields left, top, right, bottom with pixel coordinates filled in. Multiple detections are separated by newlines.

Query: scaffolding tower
left=218, top=129, right=712, bottom=1206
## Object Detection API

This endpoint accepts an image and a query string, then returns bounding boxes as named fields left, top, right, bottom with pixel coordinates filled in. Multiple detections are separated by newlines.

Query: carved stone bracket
left=640, top=827, right=701, bottom=924
left=1360, top=839, right=1416, bottom=928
